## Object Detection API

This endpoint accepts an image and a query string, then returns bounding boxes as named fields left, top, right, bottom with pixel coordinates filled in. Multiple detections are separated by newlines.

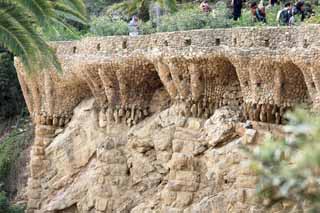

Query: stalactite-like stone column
left=155, top=60, right=178, bottom=99
left=188, top=60, right=204, bottom=102
left=27, top=124, right=56, bottom=212
left=166, top=57, right=191, bottom=100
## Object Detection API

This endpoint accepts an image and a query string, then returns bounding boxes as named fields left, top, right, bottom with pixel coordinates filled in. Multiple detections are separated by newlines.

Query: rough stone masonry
left=15, top=25, right=320, bottom=212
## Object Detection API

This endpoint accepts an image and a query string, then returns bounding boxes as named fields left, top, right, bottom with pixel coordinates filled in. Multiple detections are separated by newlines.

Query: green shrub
left=0, top=191, right=24, bottom=213
left=139, top=21, right=157, bottom=35
left=0, top=130, right=26, bottom=181
left=231, top=5, right=281, bottom=27
left=306, top=5, right=320, bottom=23
left=249, top=109, right=320, bottom=211
left=157, top=3, right=231, bottom=32
left=87, top=3, right=320, bottom=37
left=306, top=15, right=320, bottom=23
left=0, top=123, right=32, bottom=183
left=42, top=25, right=84, bottom=41
left=89, top=16, right=129, bottom=36
left=0, top=51, right=24, bottom=119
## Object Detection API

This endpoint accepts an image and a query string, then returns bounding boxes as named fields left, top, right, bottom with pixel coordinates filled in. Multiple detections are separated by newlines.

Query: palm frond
left=59, top=0, right=87, bottom=17
left=50, top=16, right=81, bottom=39
left=0, top=3, right=40, bottom=72
left=53, top=1, right=88, bottom=24
left=107, top=2, right=130, bottom=15
left=0, top=0, right=87, bottom=74
left=10, top=0, right=53, bottom=25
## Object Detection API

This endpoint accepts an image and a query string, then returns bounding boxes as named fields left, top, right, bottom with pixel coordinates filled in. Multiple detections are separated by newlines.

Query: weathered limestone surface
left=15, top=26, right=320, bottom=212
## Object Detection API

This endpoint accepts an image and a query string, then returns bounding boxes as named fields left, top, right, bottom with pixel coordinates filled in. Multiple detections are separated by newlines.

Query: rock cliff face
left=39, top=98, right=262, bottom=213
left=15, top=26, right=320, bottom=212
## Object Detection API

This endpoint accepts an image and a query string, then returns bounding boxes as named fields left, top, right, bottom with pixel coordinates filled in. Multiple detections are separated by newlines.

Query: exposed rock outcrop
left=34, top=97, right=261, bottom=213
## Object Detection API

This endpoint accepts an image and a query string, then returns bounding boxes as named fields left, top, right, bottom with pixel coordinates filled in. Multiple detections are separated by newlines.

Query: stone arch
left=96, top=56, right=167, bottom=126
left=192, top=55, right=243, bottom=111
left=275, top=61, right=311, bottom=107
left=182, top=55, right=243, bottom=118
left=114, top=57, right=164, bottom=109
left=152, top=54, right=243, bottom=118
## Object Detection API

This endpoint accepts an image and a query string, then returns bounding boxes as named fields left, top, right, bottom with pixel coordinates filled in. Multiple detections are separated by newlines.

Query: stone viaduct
left=15, top=25, right=320, bottom=212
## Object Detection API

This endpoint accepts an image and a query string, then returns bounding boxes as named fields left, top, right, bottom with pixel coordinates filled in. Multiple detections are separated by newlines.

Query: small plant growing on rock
left=250, top=109, right=320, bottom=212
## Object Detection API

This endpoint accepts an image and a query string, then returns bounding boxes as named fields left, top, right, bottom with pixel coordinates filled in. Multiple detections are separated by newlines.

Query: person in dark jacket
left=269, top=0, right=279, bottom=6
left=293, top=0, right=305, bottom=21
left=277, top=2, right=294, bottom=25
left=250, top=2, right=266, bottom=22
left=232, top=0, right=242, bottom=20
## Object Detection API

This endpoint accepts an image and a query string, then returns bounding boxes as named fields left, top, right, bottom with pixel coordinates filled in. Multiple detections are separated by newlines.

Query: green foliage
left=139, top=21, right=157, bottom=34
left=88, top=3, right=320, bottom=37
left=0, top=0, right=88, bottom=73
left=89, top=17, right=129, bottom=36
left=157, top=3, right=231, bottom=32
left=232, top=5, right=280, bottom=27
left=0, top=51, right=24, bottom=119
left=85, top=0, right=126, bottom=16
left=42, top=24, right=85, bottom=41
left=88, top=3, right=232, bottom=36
left=306, top=15, right=320, bottom=23
left=110, top=0, right=177, bottom=22
left=88, top=16, right=159, bottom=36
left=0, top=191, right=24, bottom=213
left=0, top=129, right=30, bottom=182
left=0, top=122, right=30, bottom=213
left=306, top=6, right=320, bottom=23
left=85, top=0, right=112, bottom=16
left=249, top=109, right=320, bottom=211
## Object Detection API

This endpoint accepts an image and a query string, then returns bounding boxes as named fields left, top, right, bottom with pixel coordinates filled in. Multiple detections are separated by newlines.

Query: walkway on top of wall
left=52, top=25, right=320, bottom=55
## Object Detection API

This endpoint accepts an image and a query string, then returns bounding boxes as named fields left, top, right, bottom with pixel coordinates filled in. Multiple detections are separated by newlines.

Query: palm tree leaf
left=58, top=0, right=87, bottom=17
left=10, top=0, right=53, bottom=25
left=53, top=1, right=88, bottom=24
left=50, top=16, right=81, bottom=39
left=0, top=2, right=61, bottom=73
left=0, top=0, right=87, bottom=74
left=0, top=3, right=39, bottom=72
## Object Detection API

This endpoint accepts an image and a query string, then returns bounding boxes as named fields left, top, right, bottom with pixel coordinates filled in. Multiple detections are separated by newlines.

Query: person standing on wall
left=232, top=0, right=242, bottom=20
left=128, top=16, right=139, bottom=36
